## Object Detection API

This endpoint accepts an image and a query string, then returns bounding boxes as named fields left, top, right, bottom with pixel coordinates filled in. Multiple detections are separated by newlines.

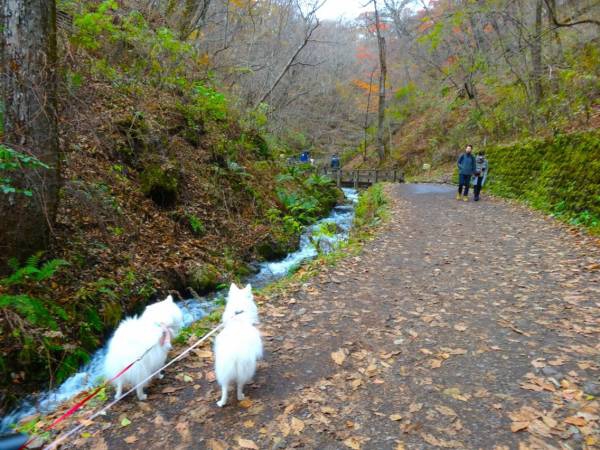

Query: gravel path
left=66, top=183, right=600, bottom=450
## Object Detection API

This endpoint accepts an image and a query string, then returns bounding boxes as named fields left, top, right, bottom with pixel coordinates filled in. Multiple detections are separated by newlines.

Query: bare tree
left=254, top=1, right=325, bottom=108
left=372, top=0, right=387, bottom=162
left=1, top=0, right=60, bottom=270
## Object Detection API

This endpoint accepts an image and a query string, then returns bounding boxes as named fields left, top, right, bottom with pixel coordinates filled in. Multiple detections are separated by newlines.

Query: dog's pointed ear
left=166, top=295, right=173, bottom=303
left=244, top=284, right=252, bottom=293
left=229, top=283, right=239, bottom=294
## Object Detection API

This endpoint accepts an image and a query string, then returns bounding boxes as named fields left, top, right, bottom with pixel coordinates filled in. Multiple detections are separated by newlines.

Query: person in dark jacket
left=330, top=153, right=340, bottom=170
left=456, top=144, right=476, bottom=201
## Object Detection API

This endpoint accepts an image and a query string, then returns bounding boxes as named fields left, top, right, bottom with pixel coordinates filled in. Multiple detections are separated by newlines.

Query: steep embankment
left=0, top=2, right=341, bottom=413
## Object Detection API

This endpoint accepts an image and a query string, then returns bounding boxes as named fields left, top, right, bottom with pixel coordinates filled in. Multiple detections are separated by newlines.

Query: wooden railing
left=320, top=168, right=404, bottom=188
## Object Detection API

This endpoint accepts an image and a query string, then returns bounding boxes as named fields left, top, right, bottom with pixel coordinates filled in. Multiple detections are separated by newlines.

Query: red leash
left=19, top=357, right=139, bottom=449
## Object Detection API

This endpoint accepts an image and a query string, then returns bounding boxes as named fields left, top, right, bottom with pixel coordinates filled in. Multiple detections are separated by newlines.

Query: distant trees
left=0, top=0, right=60, bottom=271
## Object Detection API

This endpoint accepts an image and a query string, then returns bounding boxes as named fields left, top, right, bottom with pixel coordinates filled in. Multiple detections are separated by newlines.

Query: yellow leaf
left=454, top=324, right=467, bottom=332
left=343, top=437, right=362, bottom=449
left=290, top=417, right=305, bottom=434
left=331, top=349, right=346, bottom=365
left=239, top=398, right=253, bottom=408
left=389, top=414, right=403, bottom=421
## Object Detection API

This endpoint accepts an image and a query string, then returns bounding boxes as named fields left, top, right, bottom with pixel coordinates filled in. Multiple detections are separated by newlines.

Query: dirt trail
left=68, top=184, right=600, bottom=450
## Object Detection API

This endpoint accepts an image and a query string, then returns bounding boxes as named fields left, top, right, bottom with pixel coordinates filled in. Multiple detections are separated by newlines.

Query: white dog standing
left=214, top=283, right=263, bottom=407
left=104, top=295, right=183, bottom=400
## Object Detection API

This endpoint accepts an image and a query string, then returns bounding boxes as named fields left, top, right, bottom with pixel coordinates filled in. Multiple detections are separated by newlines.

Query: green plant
left=0, top=145, right=50, bottom=196
left=191, top=83, right=227, bottom=121
left=276, top=188, right=319, bottom=224
left=485, top=130, right=600, bottom=234
left=353, top=184, right=388, bottom=231
left=2, top=253, right=69, bottom=287
left=186, top=213, right=206, bottom=236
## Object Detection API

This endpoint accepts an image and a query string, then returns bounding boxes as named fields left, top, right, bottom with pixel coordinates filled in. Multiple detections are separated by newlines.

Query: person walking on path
left=456, top=144, right=476, bottom=201
left=330, top=153, right=341, bottom=170
left=472, top=151, right=489, bottom=201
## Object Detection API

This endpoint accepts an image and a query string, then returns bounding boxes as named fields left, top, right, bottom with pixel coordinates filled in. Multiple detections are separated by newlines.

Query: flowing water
left=0, top=188, right=358, bottom=432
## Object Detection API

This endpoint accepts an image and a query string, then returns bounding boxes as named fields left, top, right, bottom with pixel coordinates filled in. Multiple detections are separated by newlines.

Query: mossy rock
left=140, top=163, right=179, bottom=207
left=255, top=235, right=298, bottom=261
left=187, top=263, right=222, bottom=294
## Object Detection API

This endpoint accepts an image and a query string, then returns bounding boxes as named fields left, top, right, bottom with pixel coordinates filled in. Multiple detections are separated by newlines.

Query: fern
left=36, top=259, right=69, bottom=281
left=0, top=294, right=58, bottom=329
left=0, top=253, right=68, bottom=286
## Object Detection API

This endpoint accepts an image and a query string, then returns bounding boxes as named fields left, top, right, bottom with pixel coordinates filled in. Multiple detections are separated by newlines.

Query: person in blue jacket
left=330, top=153, right=340, bottom=170
left=456, top=144, right=476, bottom=201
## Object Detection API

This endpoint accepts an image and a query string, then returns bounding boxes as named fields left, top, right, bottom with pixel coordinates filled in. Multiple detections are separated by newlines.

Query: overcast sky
left=316, top=0, right=373, bottom=21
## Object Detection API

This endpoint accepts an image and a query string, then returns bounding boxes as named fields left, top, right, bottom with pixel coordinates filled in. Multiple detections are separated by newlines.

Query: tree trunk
left=531, top=0, right=543, bottom=105
left=0, top=0, right=60, bottom=270
left=180, top=0, right=212, bottom=39
left=373, top=0, right=387, bottom=163
left=363, top=69, right=376, bottom=162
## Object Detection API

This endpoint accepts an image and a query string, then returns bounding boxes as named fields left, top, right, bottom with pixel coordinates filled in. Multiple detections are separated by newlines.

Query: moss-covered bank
left=484, top=130, right=600, bottom=233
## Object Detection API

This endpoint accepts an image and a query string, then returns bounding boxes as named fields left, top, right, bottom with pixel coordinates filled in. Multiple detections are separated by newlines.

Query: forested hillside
left=0, top=0, right=349, bottom=410
left=345, top=0, right=599, bottom=170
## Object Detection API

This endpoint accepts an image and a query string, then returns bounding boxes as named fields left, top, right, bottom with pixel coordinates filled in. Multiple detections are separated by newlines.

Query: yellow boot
left=462, top=195, right=469, bottom=202
left=455, top=193, right=461, bottom=200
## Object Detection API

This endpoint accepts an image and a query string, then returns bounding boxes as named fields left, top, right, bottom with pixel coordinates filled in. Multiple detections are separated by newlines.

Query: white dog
left=214, top=283, right=263, bottom=407
left=141, top=295, right=184, bottom=336
left=103, top=295, right=183, bottom=400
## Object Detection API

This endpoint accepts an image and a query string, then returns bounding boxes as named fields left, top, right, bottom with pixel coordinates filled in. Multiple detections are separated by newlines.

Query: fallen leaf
left=431, top=359, right=443, bottom=368
left=343, top=437, right=362, bottom=449
left=564, top=416, right=586, bottom=427
left=454, top=324, right=467, bottom=332
left=322, top=406, right=336, bottom=415
left=443, top=387, right=469, bottom=401
left=207, top=439, right=227, bottom=450
left=331, top=349, right=347, bottom=365
left=541, top=416, right=557, bottom=428
left=389, top=414, right=403, bottom=421
left=238, top=438, right=259, bottom=449
left=239, top=398, right=253, bottom=408
left=351, top=379, right=363, bottom=389
left=290, top=417, right=305, bottom=434
left=120, top=417, right=131, bottom=427
left=243, top=420, right=255, bottom=429
left=161, top=386, right=182, bottom=394
left=194, top=350, right=213, bottom=358
left=409, top=402, right=423, bottom=413
left=435, top=405, right=456, bottom=417
left=124, top=435, right=138, bottom=444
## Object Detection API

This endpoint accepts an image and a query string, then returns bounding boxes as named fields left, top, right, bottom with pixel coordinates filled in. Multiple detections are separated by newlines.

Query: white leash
left=43, top=322, right=225, bottom=450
